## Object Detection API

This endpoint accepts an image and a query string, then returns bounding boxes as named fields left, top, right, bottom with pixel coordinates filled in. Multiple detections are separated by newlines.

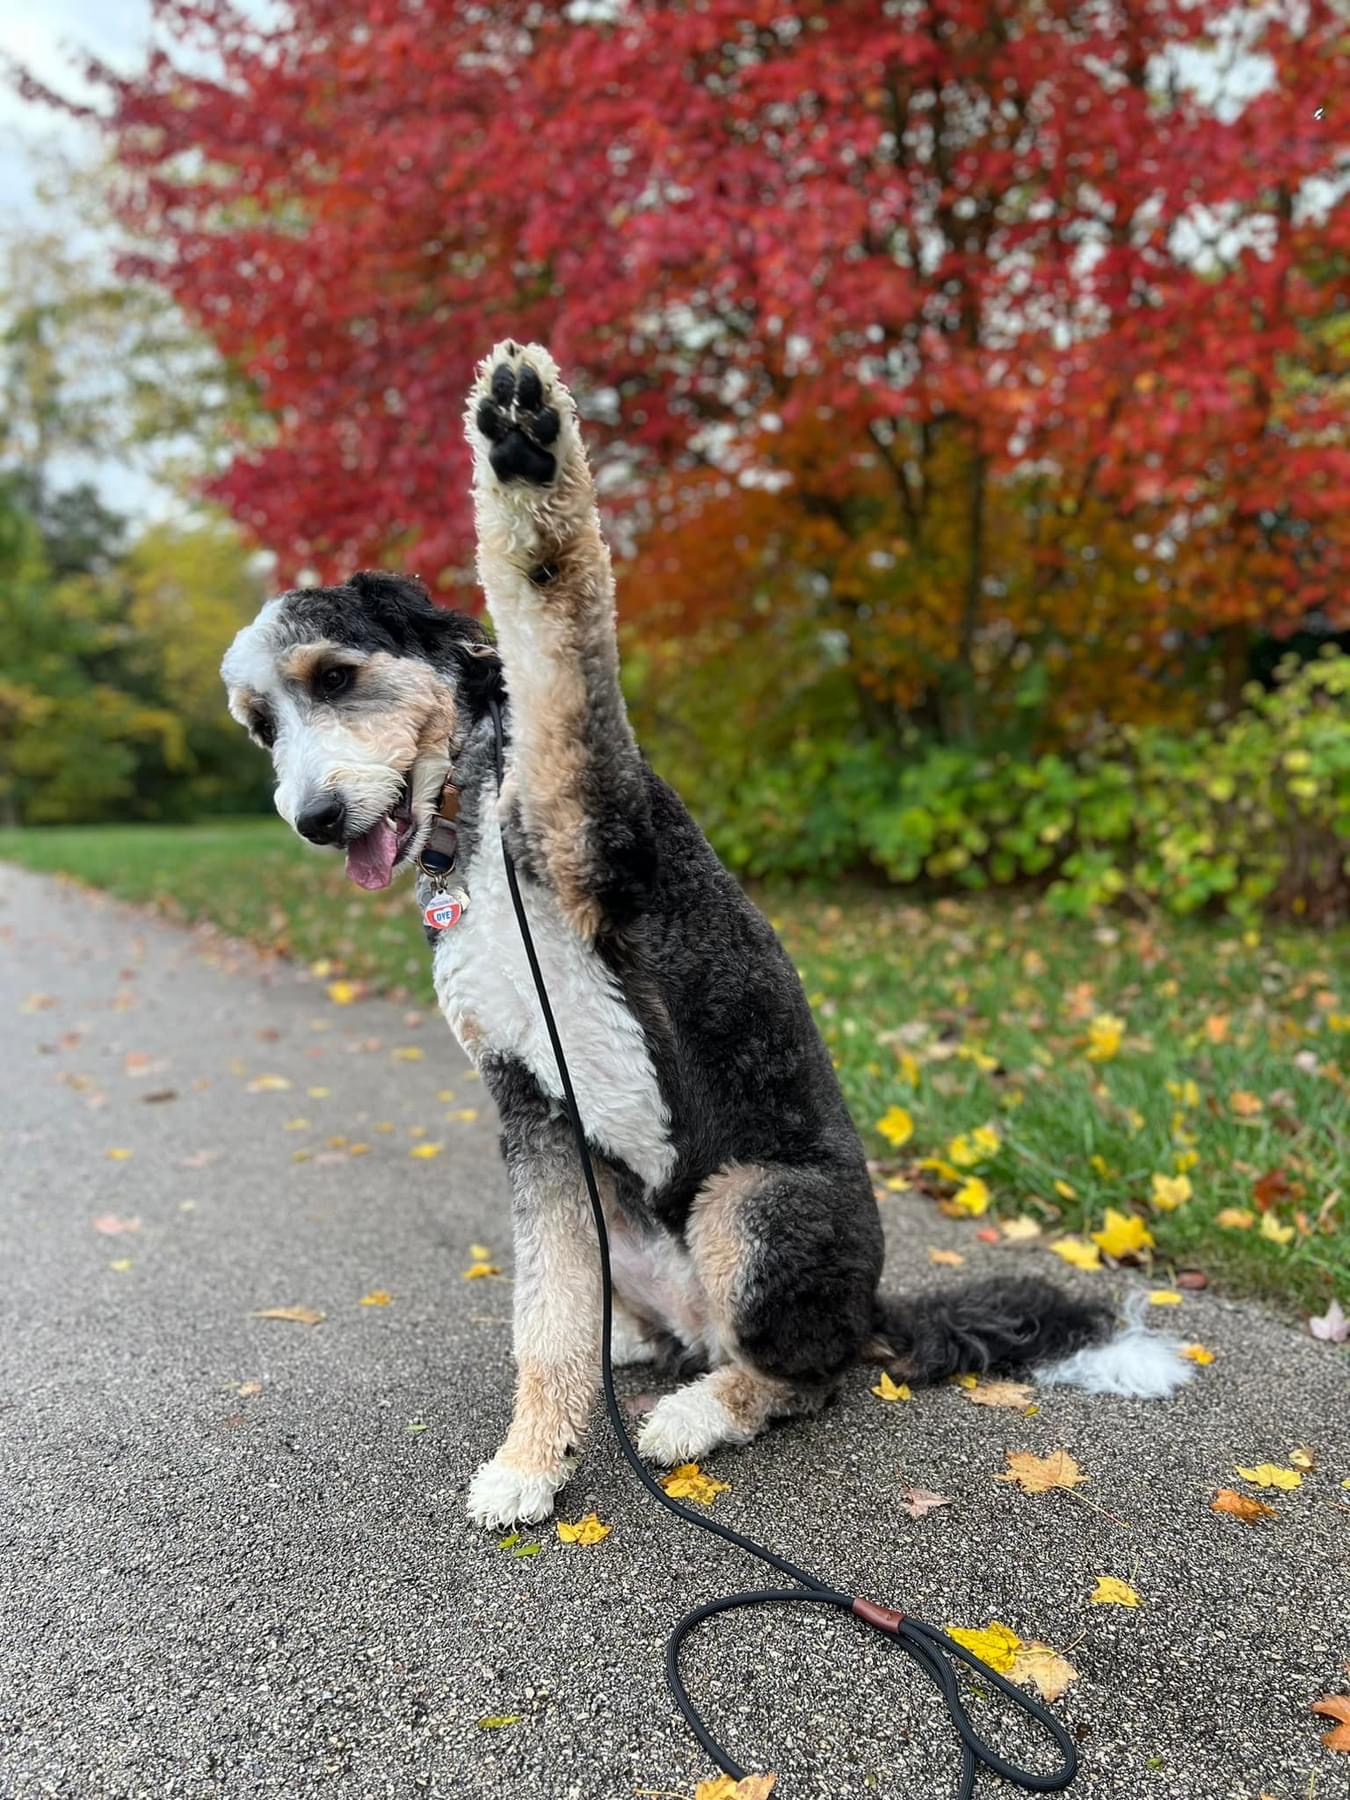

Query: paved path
left=2, top=863, right=1347, bottom=1800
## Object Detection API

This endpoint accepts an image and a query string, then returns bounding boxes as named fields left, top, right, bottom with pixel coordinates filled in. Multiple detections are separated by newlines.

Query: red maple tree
left=50, top=0, right=1350, bottom=734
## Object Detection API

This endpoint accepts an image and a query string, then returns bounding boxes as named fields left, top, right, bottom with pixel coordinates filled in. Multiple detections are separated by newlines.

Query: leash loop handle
left=486, top=701, right=1078, bottom=1797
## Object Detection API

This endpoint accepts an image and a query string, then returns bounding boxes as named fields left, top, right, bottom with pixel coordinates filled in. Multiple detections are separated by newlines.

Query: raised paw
left=466, top=1451, right=571, bottom=1529
left=470, top=342, right=568, bottom=486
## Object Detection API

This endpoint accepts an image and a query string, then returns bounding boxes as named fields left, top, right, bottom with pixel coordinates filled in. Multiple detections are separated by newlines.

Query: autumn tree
left=45, top=0, right=1349, bottom=745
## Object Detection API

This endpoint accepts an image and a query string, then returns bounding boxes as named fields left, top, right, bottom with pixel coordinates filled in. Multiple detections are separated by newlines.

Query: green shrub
left=665, top=651, right=1350, bottom=921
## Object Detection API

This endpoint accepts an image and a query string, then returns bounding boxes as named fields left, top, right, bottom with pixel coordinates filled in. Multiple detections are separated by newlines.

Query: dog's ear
left=346, top=569, right=436, bottom=636
left=449, top=638, right=505, bottom=718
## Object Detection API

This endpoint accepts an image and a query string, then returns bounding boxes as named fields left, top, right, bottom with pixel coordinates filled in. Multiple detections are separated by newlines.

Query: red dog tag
left=424, top=889, right=468, bottom=932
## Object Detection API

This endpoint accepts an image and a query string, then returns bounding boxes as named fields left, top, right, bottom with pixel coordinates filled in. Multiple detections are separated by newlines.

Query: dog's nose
left=296, top=797, right=346, bottom=845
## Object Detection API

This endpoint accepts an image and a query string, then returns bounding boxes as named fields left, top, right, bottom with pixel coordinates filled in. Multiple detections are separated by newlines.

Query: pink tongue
left=345, top=817, right=399, bottom=890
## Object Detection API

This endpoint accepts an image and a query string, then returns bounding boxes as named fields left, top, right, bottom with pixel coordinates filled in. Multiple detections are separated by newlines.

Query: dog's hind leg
left=636, top=1160, right=882, bottom=1465
left=464, top=342, right=653, bottom=942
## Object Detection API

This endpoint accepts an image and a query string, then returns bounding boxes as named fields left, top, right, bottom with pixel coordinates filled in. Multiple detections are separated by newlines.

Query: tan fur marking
left=687, top=1162, right=766, bottom=1335
left=709, top=1364, right=794, bottom=1432
left=499, top=1358, right=593, bottom=1477
left=278, top=640, right=354, bottom=685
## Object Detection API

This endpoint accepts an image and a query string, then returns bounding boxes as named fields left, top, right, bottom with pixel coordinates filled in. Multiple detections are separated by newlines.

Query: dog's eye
left=251, top=712, right=276, bottom=748
left=319, top=665, right=354, bottom=699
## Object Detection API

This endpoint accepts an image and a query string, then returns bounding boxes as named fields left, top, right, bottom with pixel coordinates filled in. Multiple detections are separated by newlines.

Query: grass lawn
left=3, top=816, right=1347, bottom=1315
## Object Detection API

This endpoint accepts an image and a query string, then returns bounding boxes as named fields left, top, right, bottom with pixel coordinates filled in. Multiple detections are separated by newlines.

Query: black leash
left=486, top=699, right=1079, bottom=1797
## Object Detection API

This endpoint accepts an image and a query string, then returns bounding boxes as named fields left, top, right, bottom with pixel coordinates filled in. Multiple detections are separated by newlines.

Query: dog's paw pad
left=470, top=343, right=566, bottom=486
left=466, top=1454, right=565, bottom=1530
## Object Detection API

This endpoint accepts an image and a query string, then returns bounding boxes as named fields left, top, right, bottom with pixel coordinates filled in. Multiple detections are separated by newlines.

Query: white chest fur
left=430, top=820, right=676, bottom=1193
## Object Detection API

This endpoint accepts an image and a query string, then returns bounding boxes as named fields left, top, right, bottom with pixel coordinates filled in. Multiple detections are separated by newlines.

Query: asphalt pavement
left=2, top=861, right=1347, bottom=1800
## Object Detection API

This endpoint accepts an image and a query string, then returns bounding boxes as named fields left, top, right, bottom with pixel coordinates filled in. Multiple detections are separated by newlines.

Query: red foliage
left=68, top=0, right=1349, bottom=713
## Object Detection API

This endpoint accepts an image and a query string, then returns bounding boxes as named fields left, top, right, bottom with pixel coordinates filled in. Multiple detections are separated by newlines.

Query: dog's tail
left=865, top=1275, right=1193, bottom=1399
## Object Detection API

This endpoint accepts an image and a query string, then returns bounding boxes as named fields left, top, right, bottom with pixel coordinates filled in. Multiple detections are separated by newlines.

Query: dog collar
left=417, top=775, right=460, bottom=879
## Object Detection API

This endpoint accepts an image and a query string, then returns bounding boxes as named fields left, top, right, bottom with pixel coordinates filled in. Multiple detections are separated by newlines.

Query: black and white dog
left=222, top=343, right=1188, bottom=1529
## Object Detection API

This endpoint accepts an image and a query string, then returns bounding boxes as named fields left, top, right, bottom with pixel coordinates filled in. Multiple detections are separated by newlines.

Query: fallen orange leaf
left=1210, top=1487, right=1276, bottom=1523
left=996, top=1449, right=1086, bottom=1494
left=1311, top=1695, right=1350, bottom=1751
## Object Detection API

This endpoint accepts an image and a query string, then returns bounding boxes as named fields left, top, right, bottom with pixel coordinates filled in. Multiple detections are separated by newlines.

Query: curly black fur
left=869, top=1276, right=1113, bottom=1384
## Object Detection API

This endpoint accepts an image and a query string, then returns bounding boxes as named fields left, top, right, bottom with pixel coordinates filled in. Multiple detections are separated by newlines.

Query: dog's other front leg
left=464, top=341, right=653, bottom=942
left=467, top=1081, right=602, bottom=1529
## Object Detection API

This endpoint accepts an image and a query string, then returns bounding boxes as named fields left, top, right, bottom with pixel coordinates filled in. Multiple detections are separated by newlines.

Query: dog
left=222, top=342, right=1190, bottom=1529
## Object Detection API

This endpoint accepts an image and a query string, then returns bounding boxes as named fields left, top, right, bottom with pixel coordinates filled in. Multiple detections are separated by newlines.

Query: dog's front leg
left=466, top=1117, right=602, bottom=1530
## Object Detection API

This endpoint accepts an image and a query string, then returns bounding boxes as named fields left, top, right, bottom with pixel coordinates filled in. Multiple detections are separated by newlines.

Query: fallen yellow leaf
left=996, top=1449, right=1086, bottom=1495
left=470, top=1243, right=493, bottom=1260
left=1090, top=1576, right=1140, bottom=1608
left=876, top=1105, right=914, bottom=1148
left=104, top=1147, right=134, bottom=1161
left=966, top=1379, right=1035, bottom=1410
left=694, top=1775, right=778, bottom=1800
left=1053, top=1179, right=1078, bottom=1201
left=392, top=1045, right=424, bottom=1062
left=1259, top=1212, right=1294, bottom=1246
left=326, top=979, right=360, bottom=1005
left=1090, top=1208, right=1154, bottom=1261
left=108, top=1257, right=133, bottom=1273
left=1010, top=1640, right=1079, bottom=1703
left=246, top=1074, right=292, bottom=1092
left=928, top=1247, right=965, bottom=1267
left=1049, top=1236, right=1102, bottom=1271
left=1148, top=1289, right=1184, bottom=1306
left=556, top=1512, right=611, bottom=1546
left=1216, top=1208, right=1255, bottom=1230
left=1085, top=1013, right=1125, bottom=1061
left=1150, top=1173, right=1192, bottom=1212
left=952, top=1176, right=991, bottom=1217
left=945, top=1620, right=1022, bottom=1673
left=360, top=1289, right=392, bottom=1307
left=1000, top=1215, right=1042, bottom=1242
left=871, top=1371, right=912, bottom=1402
left=1289, top=1446, right=1317, bottom=1471
left=253, top=1305, right=325, bottom=1326
left=1180, top=1343, right=1215, bottom=1364
left=662, top=1462, right=730, bottom=1506
left=1236, top=1462, right=1301, bottom=1491
left=462, top=1260, right=501, bottom=1279
left=409, top=1142, right=444, bottom=1160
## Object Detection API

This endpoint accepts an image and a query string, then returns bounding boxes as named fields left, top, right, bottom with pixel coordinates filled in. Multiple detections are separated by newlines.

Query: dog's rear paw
left=468, top=342, right=571, bottom=487
left=466, top=1452, right=568, bottom=1529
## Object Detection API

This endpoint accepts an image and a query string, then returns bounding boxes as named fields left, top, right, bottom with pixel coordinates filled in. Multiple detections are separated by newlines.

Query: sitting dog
left=222, top=342, right=1188, bottom=1528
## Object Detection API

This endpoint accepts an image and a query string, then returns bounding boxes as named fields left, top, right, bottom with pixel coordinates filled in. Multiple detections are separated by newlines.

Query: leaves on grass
left=1050, top=1236, right=1102, bottom=1271
left=1000, top=1215, right=1042, bottom=1241
left=1085, top=1013, right=1124, bottom=1061
left=1259, top=1212, right=1295, bottom=1246
left=1150, top=1174, right=1192, bottom=1212
left=1311, top=1695, right=1350, bottom=1751
left=876, top=1105, right=914, bottom=1148
left=695, top=1775, right=777, bottom=1800
left=661, top=1463, right=729, bottom=1506
left=1309, top=1299, right=1349, bottom=1342
left=966, top=1379, right=1035, bottom=1410
left=997, top=1449, right=1086, bottom=1494
left=252, top=1305, right=325, bottom=1326
left=556, top=1513, right=611, bottom=1545
left=1236, top=1463, right=1301, bottom=1490
left=1091, top=1209, right=1154, bottom=1261
left=871, top=1372, right=912, bottom=1402
left=1090, top=1576, right=1140, bottom=1607
left=951, top=1176, right=991, bottom=1217
left=900, top=1486, right=949, bottom=1519
left=1216, top=1208, right=1255, bottom=1230
left=1211, top=1487, right=1276, bottom=1523
left=1229, top=1090, right=1264, bottom=1118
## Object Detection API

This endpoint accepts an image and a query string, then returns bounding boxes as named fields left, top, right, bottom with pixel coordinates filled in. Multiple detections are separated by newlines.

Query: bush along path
left=3, top=860, right=1350, bottom=1799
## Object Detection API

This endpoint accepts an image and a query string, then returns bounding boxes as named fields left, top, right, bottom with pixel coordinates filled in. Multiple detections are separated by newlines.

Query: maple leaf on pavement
left=661, top=1463, right=729, bottom=1506
left=966, top=1379, right=1035, bottom=1410
left=900, top=1486, right=949, bottom=1519
left=1211, top=1488, right=1277, bottom=1523
left=1090, top=1576, right=1140, bottom=1607
left=695, top=1775, right=777, bottom=1800
left=1010, top=1641, right=1079, bottom=1703
left=1311, top=1695, right=1350, bottom=1752
left=1308, top=1299, right=1349, bottom=1343
left=996, top=1449, right=1086, bottom=1494
left=556, top=1513, right=611, bottom=1546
